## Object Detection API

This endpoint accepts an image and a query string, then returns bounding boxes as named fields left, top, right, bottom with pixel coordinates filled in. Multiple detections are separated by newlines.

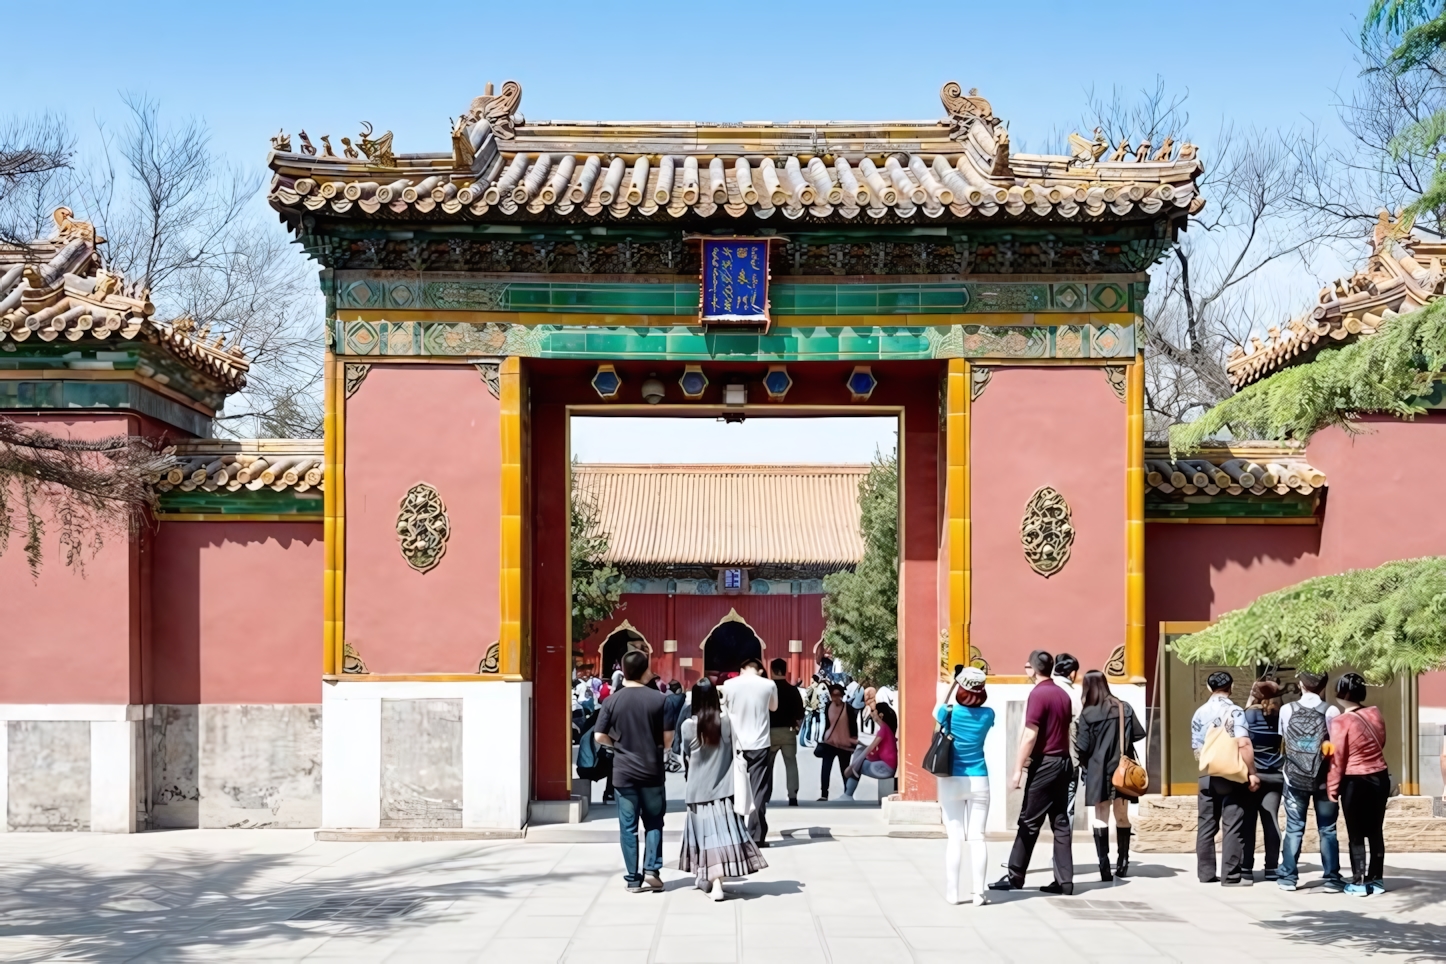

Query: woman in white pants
left=935, top=667, right=995, bottom=905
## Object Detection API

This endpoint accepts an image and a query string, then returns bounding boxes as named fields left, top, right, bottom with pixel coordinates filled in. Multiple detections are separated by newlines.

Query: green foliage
left=1169, top=297, right=1446, bottom=454
left=1174, top=557, right=1446, bottom=683
left=1365, top=1, right=1446, bottom=224
left=571, top=467, right=624, bottom=643
left=821, top=453, right=899, bottom=685
left=1366, top=0, right=1446, bottom=71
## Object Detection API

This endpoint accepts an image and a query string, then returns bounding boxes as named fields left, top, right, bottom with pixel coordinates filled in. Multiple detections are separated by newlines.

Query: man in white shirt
left=723, top=656, right=778, bottom=846
left=1191, top=672, right=1258, bottom=886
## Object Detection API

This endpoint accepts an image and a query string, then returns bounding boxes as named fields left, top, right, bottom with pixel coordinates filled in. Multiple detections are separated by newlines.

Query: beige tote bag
left=1198, top=704, right=1249, bottom=783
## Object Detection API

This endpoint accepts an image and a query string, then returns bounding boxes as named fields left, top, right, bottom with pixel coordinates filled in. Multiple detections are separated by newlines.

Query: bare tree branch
left=0, top=114, right=74, bottom=245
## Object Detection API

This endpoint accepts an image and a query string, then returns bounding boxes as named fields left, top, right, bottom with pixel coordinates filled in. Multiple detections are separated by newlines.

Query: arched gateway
left=267, top=79, right=1201, bottom=830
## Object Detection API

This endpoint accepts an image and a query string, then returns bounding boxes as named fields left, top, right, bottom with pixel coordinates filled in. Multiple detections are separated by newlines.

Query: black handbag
left=922, top=706, right=955, bottom=776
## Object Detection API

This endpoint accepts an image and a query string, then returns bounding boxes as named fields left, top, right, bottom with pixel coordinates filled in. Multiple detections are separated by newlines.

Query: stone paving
left=1, top=826, right=1444, bottom=962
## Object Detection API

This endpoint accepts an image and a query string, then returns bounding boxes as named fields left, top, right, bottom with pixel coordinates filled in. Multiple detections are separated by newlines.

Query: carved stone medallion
left=1020, top=486, right=1075, bottom=578
left=970, top=366, right=992, bottom=401
left=342, top=642, right=369, bottom=674
left=396, top=482, right=451, bottom=572
left=475, top=361, right=501, bottom=399
left=344, top=363, right=371, bottom=398
left=1104, top=366, right=1128, bottom=402
left=478, top=641, right=501, bottom=674
left=1105, top=645, right=1127, bottom=678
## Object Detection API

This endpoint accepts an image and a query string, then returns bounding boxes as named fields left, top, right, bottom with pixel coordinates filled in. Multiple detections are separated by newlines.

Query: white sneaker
left=972, top=894, right=988, bottom=906
left=944, top=889, right=960, bottom=904
left=710, top=879, right=726, bottom=901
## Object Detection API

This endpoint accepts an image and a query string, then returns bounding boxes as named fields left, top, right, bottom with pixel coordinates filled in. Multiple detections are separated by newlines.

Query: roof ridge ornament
left=466, top=80, right=523, bottom=140
left=51, top=206, right=102, bottom=246
left=940, top=82, right=994, bottom=140
left=357, top=122, right=396, bottom=168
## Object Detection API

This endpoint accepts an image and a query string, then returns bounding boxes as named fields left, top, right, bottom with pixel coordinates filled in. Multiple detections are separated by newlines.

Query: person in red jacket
left=1326, top=673, right=1390, bottom=896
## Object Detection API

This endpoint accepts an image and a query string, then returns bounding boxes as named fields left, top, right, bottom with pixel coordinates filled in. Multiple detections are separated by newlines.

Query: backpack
left=1282, top=702, right=1329, bottom=792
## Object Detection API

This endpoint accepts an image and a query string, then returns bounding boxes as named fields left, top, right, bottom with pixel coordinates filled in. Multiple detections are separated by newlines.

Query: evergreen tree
left=1366, top=1, right=1446, bottom=224
left=1170, top=296, right=1446, bottom=453
left=821, top=454, right=899, bottom=685
left=571, top=466, right=625, bottom=643
left=1174, top=556, right=1446, bottom=683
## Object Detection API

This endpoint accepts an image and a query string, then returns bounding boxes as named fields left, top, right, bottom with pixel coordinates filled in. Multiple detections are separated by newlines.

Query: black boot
left=1093, top=828, right=1113, bottom=882
left=1116, top=827, right=1132, bottom=878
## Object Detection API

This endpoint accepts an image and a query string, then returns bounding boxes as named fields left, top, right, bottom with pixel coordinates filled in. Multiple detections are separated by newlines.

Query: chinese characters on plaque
left=700, top=238, right=770, bottom=328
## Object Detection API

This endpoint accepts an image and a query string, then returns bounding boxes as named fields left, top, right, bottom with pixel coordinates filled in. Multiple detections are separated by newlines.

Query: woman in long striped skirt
left=678, top=678, right=768, bottom=900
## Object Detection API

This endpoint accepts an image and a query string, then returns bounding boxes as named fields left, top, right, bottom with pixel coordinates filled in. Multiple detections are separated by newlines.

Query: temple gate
left=259, top=79, right=1202, bottom=828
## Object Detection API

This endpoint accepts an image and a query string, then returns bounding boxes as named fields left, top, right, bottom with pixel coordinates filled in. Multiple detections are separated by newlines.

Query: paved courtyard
left=1, top=826, right=1443, bottom=963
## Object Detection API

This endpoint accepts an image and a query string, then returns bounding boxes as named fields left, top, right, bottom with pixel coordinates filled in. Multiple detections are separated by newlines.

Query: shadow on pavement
left=0, top=842, right=583, bottom=961
left=1259, top=909, right=1446, bottom=962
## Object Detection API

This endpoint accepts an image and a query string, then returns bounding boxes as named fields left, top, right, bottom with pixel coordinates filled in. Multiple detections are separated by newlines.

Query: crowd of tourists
left=579, top=648, right=1396, bottom=904
left=1192, top=668, right=1390, bottom=896
left=579, top=652, right=900, bottom=898
left=929, top=649, right=1146, bottom=904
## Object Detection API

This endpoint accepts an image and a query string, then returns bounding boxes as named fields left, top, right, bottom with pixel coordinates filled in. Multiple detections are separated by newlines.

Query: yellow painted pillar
left=945, top=359, right=970, bottom=674
left=1125, top=354, right=1146, bottom=680
left=322, top=354, right=340, bottom=675
left=499, top=357, right=525, bottom=676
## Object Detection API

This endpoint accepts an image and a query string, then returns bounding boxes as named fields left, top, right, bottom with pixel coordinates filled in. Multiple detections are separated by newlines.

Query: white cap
left=955, top=666, right=987, bottom=691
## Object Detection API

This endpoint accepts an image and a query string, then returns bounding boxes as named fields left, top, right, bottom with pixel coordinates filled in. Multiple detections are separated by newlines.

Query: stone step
left=1133, top=793, right=1446, bottom=853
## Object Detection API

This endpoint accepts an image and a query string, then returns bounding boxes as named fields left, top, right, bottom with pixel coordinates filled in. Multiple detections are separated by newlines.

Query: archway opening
left=599, top=624, right=648, bottom=679
left=702, top=618, right=764, bottom=678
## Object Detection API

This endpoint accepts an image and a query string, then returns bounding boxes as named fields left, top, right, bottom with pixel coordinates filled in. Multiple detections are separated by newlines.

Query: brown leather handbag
left=1111, top=699, right=1148, bottom=795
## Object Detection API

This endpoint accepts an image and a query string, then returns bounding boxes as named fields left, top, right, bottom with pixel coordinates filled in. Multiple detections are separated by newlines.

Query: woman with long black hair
left=816, top=682, right=858, bottom=800
left=1075, top=669, right=1146, bottom=880
left=678, top=678, right=768, bottom=900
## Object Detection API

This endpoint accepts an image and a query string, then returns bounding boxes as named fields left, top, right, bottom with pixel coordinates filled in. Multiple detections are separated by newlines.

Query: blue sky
left=8, top=0, right=1376, bottom=461
left=11, top=0, right=1369, bottom=168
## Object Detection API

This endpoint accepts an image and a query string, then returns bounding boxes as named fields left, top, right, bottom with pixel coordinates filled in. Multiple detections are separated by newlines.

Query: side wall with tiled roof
left=1144, top=414, right=1446, bottom=708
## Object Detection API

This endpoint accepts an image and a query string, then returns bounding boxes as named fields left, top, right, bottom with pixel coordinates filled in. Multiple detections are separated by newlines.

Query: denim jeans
left=1278, top=785, right=1342, bottom=885
left=615, top=785, right=666, bottom=884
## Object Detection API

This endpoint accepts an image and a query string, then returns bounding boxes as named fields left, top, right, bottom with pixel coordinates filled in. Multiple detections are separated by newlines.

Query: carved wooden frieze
left=1020, top=486, right=1075, bottom=578
left=396, top=482, right=451, bottom=572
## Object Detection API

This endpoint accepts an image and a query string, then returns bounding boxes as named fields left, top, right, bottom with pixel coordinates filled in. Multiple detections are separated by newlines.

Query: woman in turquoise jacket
left=934, top=666, right=995, bottom=905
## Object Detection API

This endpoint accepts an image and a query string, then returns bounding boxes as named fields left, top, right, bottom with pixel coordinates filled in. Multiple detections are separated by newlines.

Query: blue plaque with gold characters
left=700, top=238, right=770, bottom=329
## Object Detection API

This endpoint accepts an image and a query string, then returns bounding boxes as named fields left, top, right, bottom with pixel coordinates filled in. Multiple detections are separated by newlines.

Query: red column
left=531, top=398, right=570, bottom=801
left=789, top=589, right=802, bottom=682
left=899, top=381, right=942, bottom=801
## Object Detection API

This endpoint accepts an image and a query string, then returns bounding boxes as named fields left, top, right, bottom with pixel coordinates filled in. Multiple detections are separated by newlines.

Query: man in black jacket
left=767, top=659, right=806, bottom=806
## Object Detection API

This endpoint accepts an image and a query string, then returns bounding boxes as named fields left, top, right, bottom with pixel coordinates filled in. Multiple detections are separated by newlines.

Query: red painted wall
left=1144, top=524, right=1321, bottom=680
left=344, top=365, right=501, bottom=673
left=1310, top=416, right=1446, bottom=572
left=151, top=521, right=323, bottom=704
left=969, top=368, right=1126, bottom=676
left=0, top=414, right=151, bottom=704
left=1143, top=414, right=1446, bottom=705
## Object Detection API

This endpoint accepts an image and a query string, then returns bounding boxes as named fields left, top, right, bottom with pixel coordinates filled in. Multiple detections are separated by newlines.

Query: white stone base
left=529, top=795, right=588, bottom=825
left=321, top=680, right=531, bottom=831
left=0, top=704, right=142, bottom=833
